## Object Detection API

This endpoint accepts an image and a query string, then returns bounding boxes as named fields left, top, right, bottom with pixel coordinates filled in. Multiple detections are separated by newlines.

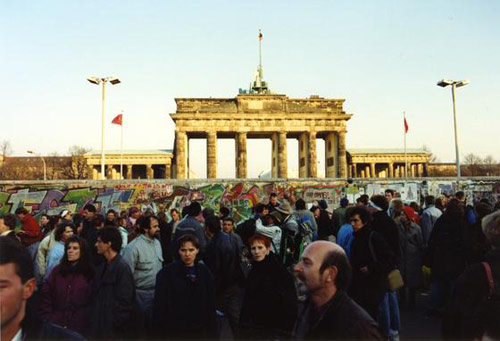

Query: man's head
left=83, top=204, right=97, bottom=221
left=137, top=215, right=160, bottom=239
left=356, top=194, right=369, bottom=207
left=455, top=191, right=466, bottom=202
left=128, top=207, right=141, bottom=219
left=347, top=207, right=371, bottom=232
left=269, top=193, right=278, bottom=206
left=295, top=199, right=306, bottom=211
left=371, top=195, right=389, bottom=211
left=202, top=207, right=215, bottom=221
left=339, top=198, right=349, bottom=208
left=205, top=215, right=221, bottom=238
left=253, top=203, right=267, bottom=217
left=93, top=214, right=105, bottom=229
left=0, top=237, right=37, bottom=334
left=294, top=241, right=351, bottom=296
left=170, top=208, right=180, bottom=221
left=106, top=209, right=116, bottom=222
left=96, top=226, right=123, bottom=255
left=384, top=189, right=395, bottom=202
left=188, top=202, right=202, bottom=217
left=222, top=217, right=234, bottom=234
left=219, top=206, right=230, bottom=219
left=0, top=214, right=16, bottom=234
left=14, top=207, right=28, bottom=220
left=425, top=195, right=436, bottom=207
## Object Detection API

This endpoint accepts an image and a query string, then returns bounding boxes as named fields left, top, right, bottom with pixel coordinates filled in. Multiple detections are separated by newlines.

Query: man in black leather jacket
left=294, top=241, right=383, bottom=340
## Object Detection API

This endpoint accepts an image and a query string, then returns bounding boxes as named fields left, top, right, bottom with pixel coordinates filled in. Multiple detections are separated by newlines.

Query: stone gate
left=170, top=94, right=352, bottom=179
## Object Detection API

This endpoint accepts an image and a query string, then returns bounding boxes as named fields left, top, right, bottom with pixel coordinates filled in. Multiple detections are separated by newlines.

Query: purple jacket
left=40, top=265, right=93, bottom=335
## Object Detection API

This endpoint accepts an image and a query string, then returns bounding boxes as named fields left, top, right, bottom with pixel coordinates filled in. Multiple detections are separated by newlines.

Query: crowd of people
left=1, top=189, right=500, bottom=340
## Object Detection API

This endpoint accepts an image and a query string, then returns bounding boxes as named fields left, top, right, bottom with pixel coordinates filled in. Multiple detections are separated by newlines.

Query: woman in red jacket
left=40, top=235, right=94, bottom=335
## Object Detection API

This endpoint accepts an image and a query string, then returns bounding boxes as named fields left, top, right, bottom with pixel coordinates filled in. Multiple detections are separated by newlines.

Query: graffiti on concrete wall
left=1, top=178, right=499, bottom=223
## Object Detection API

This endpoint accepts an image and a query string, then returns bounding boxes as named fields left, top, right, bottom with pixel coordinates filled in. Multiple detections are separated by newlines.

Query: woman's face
left=67, top=242, right=81, bottom=262
left=250, top=241, right=270, bottom=262
left=171, top=211, right=180, bottom=221
left=179, top=241, right=199, bottom=267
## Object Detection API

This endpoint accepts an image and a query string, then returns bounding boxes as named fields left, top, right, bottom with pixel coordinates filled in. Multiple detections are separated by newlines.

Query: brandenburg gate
left=170, top=94, right=352, bottom=179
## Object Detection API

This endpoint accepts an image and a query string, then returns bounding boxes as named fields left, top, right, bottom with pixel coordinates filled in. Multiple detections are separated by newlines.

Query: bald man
left=294, top=241, right=382, bottom=340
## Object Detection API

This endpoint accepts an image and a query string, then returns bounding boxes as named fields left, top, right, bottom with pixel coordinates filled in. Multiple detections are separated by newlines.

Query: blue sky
left=1, top=0, right=499, bottom=178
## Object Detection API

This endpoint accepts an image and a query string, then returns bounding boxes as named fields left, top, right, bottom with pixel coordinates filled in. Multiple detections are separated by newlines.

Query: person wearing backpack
left=442, top=210, right=500, bottom=340
left=235, top=203, right=268, bottom=248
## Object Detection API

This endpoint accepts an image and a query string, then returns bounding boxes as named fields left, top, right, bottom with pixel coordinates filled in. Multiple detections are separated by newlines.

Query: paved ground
left=399, top=291, right=442, bottom=340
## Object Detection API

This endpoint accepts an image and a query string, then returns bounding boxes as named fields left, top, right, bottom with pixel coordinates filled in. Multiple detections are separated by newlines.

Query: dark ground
left=399, top=291, right=442, bottom=340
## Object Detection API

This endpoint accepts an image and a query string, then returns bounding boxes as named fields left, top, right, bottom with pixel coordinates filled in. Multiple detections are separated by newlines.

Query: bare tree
left=463, top=153, right=483, bottom=176
left=0, top=140, right=13, bottom=158
left=61, top=145, right=90, bottom=179
left=422, top=145, right=440, bottom=163
left=483, top=155, right=496, bottom=165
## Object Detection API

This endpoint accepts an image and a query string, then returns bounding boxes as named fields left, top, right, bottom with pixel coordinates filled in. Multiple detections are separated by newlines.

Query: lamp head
left=109, top=77, right=121, bottom=85
left=456, top=80, right=470, bottom=88
left=87, top=76, right=101, bottom=85
left=437, top=79, right=453, bottom=87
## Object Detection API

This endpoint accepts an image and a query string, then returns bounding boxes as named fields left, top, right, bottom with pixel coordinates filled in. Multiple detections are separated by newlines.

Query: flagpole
left=120, top=110, right=123, bottom=179
left=404, top=111, right=407, bottom=180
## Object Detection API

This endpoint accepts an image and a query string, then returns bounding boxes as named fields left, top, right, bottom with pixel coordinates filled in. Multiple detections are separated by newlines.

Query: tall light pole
left=87, top=76, right=121, bottom=180
left=437, top=79, right=469, bottom=179
left=27, top=150, right=46, bottom=180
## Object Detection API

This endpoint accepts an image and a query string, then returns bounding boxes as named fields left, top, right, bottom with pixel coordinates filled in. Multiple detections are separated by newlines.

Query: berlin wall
left=1, top=178, right=499, bottom=223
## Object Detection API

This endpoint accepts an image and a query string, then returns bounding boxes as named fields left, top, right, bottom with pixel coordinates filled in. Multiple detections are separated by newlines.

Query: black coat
left=294, top=290, right=383, bottom=340
left=90, top=254, right=135, bottom=339
left=204, top=231, right=242, bottom=295
left=22, top=311, right=84, bottom=340
left=159, top=219, right=174, bottom=264
left=442, top=248, right=500, bottom=339
left=349, top=225, right=395, bottom=318
left=316, top=209, right=332, bottom=240
left=426, top=213, right=467, bottom=281
left=239, top=253, right=298, bottom=340
left=153, top=260, right=217, bottom=339
left=371, top=211, right=401, bottom=264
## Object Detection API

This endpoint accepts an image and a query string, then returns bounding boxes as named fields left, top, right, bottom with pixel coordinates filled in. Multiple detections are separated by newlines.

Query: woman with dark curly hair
left=39, top=235, right=94, bottom=335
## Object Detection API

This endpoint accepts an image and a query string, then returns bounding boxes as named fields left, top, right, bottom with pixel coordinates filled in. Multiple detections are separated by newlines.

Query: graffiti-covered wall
left=1, top=178, right=499, bottom=223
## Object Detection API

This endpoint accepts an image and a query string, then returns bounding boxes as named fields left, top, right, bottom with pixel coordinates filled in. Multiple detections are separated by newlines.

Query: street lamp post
left=27, top=150, right=46, bottom=181
left=437, top=79, right=469, bottom=179
left=87, top=76, right=121, bottom=180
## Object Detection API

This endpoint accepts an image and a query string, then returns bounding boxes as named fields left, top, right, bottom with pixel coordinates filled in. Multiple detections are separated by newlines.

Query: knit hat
left=402, top=206, right=417, bottom=222
left=60, top=210, right=70, bottom=219
left=129, top=207, right=140, bottom=215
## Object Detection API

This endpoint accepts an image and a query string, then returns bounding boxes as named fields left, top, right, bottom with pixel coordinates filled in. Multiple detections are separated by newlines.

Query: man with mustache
left=294, top=241, right=382, bottom=340
left=122, top=215, right=163, bottom=335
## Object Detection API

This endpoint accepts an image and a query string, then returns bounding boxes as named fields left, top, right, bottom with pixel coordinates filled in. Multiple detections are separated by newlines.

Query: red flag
left=111, top=114, right=122, bottom=126
left=404, top=117, right=409, bottom=133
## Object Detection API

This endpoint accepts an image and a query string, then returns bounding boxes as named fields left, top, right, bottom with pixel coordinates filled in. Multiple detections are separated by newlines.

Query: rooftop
left=85, top=149, right=173, bottom=156
left=348, top=148, right=431, bottom=155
